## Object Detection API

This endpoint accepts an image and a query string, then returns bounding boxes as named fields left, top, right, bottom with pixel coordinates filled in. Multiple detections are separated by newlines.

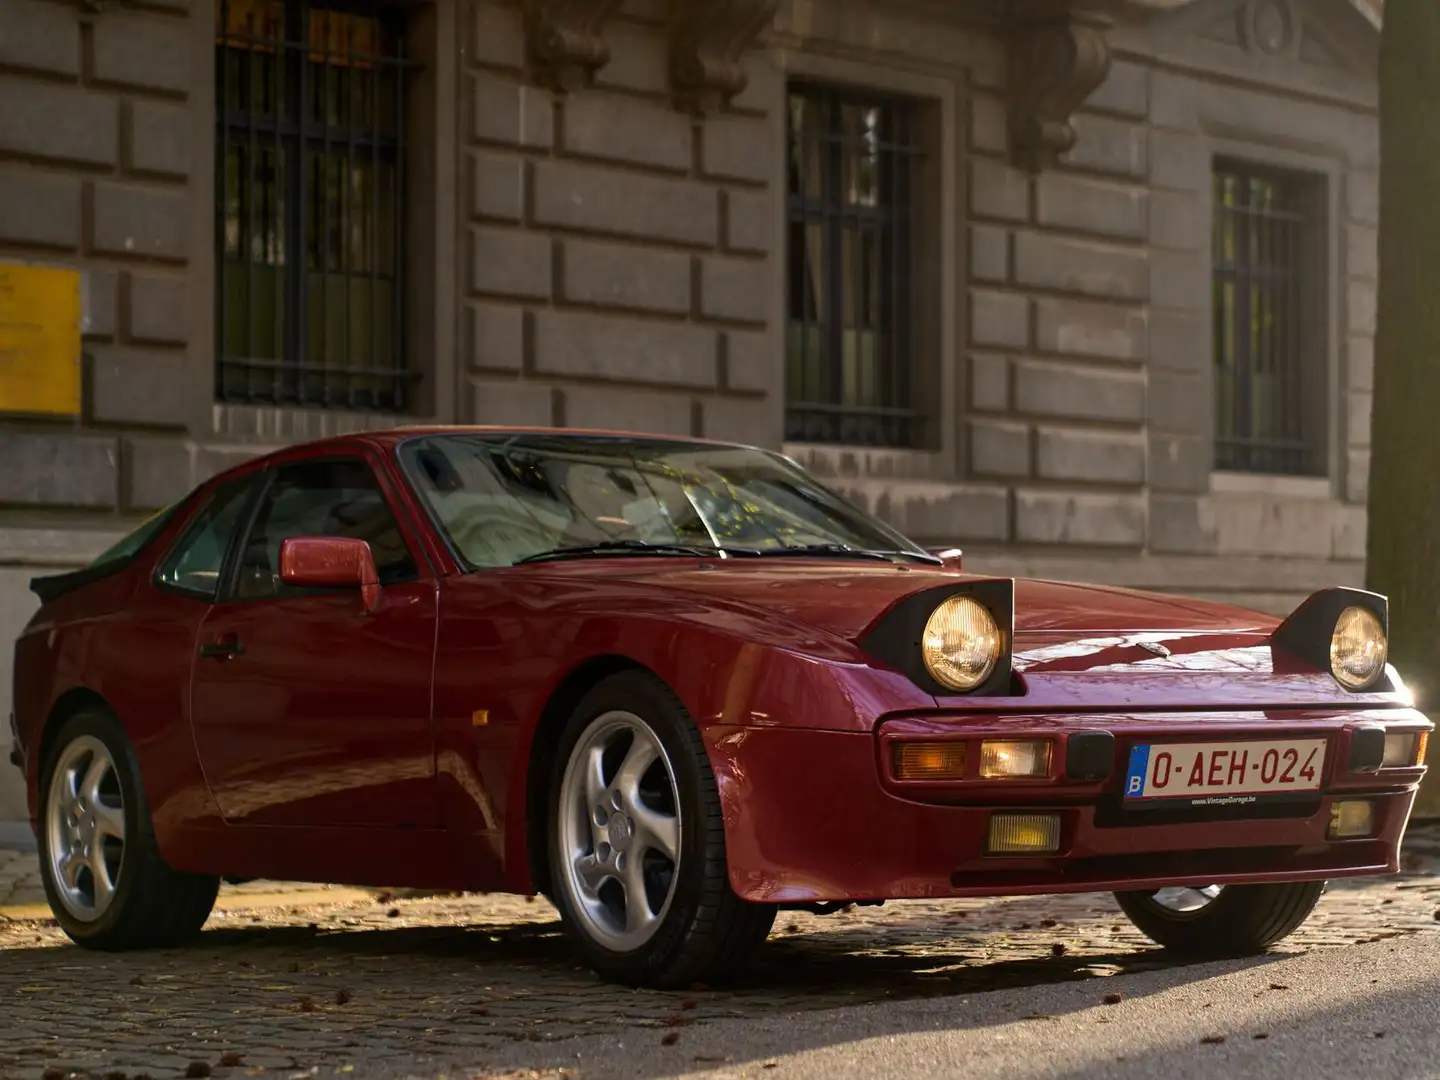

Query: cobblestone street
left=0, top=827, right=1438, bottom=1080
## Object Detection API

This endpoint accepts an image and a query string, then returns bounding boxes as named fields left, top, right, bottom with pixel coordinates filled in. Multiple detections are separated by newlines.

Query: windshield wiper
left=515, top=540, right=720, bottom=565
left=754, top=543, right=942, bottom=564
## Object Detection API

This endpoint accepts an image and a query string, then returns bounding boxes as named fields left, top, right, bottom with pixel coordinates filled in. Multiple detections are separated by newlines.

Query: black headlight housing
left=1271, top=586, right=1393, bottom=693
left=858, top=579, right=1015, bottom=696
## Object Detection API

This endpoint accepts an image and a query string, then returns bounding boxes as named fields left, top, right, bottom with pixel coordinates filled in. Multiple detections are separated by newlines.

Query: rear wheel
left=546, top=671, right=776, bottom=988
left=38, top=710, right=220, bottom=949
left=1115, top=881, right=1326, bottom=956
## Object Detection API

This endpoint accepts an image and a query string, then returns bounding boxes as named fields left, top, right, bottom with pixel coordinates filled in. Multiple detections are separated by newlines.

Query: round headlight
left=1330, top=606, right=1387, bottom=690
left=922, top=596, right=1002, bottom=692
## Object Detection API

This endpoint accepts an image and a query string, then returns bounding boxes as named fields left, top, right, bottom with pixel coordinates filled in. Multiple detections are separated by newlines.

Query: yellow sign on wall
left=0, top=263, right=82, bottom=418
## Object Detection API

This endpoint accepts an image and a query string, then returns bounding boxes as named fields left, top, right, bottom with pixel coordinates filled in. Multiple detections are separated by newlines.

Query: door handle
left=198, top=638, right=245, bottom=660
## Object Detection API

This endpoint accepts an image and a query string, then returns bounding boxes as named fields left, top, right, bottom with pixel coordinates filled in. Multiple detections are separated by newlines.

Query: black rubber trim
left=1349, top=723, right=1386, bottom=772
left=29, top=562, right=130, bottom=605
left=857, top=579, right=1015, bottom=697
left=1270, top=586, right=1392, bottom=692
left=1066, top=730, right=1116, bottom=782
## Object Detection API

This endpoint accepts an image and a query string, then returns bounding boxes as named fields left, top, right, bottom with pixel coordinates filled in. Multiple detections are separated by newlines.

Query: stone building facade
left=0, top=0, right=1384, bottom=822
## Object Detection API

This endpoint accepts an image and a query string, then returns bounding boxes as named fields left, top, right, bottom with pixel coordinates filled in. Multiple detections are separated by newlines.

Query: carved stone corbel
left=667, top=0, right=780, bottom=117
left=1007, top=3, right=1114, bottom=173
left=522, top=0, right=625, bottom=93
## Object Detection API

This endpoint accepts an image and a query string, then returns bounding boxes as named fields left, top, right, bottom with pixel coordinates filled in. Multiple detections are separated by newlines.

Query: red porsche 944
left=8, top=429, right=1431, bottom=987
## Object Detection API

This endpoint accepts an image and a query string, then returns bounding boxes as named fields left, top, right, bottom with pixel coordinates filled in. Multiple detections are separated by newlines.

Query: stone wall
left=463, top=1, right=784, bottom=448
left=0, top=0, right=1389, bottom=824
left=777, top=0, right=1379, bottom=618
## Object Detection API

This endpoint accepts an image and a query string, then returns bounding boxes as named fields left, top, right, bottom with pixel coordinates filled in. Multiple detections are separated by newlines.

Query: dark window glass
left=233, top=457, right=418, bottom=599
left=786, top=84, right=919, bottom=448
left=215, top=0, right=416, bottom=411
left=1212, top=160, right=1321, bottom=476
left=88, top=506, right=181, bottom=570
left=157, top=479, right=257, bottom=599
left=398, top=434, right=928, bottom=569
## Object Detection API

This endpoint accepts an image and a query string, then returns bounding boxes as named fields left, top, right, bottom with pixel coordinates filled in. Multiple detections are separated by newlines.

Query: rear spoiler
left=29, top=561, right=128, bottom=605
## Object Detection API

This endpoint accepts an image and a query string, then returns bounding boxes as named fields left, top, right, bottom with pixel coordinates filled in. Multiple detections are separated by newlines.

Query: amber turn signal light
left=892, top=741, right=966, bottom=780
left=1382, top=732, right=1426, bottom=768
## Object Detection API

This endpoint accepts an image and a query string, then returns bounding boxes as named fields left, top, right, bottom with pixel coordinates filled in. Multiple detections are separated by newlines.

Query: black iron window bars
left=216, top=0, right=418, bottom=412
left=786, top=85, right=922, bottom=448
left=1213, top=159, right=1320, bottom=476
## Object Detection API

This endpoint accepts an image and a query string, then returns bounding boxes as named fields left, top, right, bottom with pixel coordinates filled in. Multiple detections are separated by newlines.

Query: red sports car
left=7, top=428, right=1430, bottom=987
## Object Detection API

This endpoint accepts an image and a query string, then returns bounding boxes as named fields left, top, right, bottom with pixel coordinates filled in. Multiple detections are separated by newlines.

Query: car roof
left=202, top=426, right=764, bottom=487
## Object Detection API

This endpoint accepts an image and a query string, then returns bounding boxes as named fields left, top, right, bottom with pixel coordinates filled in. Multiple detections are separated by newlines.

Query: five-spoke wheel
left=44, top=735, right=127, bottom=922
left=547, top=671, right=776, bottom=988
left=38, top=710, right=220, bottom=950
left=558, top=710, right=682, bottom=951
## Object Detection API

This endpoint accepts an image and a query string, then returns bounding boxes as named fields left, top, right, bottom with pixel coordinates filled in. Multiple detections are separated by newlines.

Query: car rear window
left=87, top=504, right=179, bottom=570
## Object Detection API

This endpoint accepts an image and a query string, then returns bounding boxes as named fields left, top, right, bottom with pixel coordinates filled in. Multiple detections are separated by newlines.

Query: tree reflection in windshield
left=396, top=433, right=927, bottom=569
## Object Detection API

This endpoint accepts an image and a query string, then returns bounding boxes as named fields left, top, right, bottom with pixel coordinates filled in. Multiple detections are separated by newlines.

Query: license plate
left=1124, top=739, right=1326, bottom=804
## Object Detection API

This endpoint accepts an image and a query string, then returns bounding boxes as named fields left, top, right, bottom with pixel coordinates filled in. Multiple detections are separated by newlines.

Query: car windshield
left=397, top=434, right=931, bottom=569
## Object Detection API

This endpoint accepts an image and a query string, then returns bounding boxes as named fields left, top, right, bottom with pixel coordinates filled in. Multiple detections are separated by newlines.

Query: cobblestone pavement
left=0, top=827, right=1437, bottom=1080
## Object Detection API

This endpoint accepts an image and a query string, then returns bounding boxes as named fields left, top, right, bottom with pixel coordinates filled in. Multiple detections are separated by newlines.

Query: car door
left=188, top=451, right=440, bottom=829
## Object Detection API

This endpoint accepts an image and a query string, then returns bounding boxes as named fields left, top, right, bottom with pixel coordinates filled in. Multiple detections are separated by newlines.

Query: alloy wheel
left=557, top=710, right=682, bottom=951
left=1150, top=885, right=1224, bottom=914
left=45, top=735, right=127, bottom=921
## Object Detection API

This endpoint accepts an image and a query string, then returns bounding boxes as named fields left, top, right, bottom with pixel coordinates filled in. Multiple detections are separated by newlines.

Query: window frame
left=216, top=451, right=427, bottom=605
left=783, top=80, right=923, bottom=450
left=1210, top=155, right=1328, bottom=478
left=153, top=473, right=268, bottom=603
left=213, top=0, right=421, bottom=414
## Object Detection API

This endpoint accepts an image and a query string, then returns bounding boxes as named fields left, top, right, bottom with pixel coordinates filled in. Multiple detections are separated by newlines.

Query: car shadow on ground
left=0, top=907, right=1289, bottom=1080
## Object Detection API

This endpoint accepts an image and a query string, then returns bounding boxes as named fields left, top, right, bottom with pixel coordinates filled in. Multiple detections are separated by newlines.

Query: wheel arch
left=37, top=686, right=116, bottom=779
left=520, top=653, right=658, bottom=897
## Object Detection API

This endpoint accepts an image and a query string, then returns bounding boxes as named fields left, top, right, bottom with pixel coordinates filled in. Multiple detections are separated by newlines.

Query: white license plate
left=1124, top=739, right=1327, bottom=802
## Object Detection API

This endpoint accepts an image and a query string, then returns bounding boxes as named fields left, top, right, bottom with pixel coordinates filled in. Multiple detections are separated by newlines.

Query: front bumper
left=708, top=707, right=1431, bottom=904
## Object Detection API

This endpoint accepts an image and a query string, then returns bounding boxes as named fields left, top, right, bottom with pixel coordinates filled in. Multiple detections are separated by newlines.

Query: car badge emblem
left=1137, top=641, right=1171, bottom=658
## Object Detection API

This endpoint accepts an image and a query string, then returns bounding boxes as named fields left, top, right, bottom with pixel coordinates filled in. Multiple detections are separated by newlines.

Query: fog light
left=979, top=739, right=1052, bottom=779
left=1383, top=731, right=1429, bottom=768
left=893, top=741, right=966, bottom=780
left=987, top=813, right=1061, bottom=854
left=1328, top=799, right=1375, bottom=839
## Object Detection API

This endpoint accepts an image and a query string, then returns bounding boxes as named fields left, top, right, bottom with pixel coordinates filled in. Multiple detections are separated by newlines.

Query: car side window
left=155, top=479, right=256, bottom=600
left=233, top=457, right=419, bottom=601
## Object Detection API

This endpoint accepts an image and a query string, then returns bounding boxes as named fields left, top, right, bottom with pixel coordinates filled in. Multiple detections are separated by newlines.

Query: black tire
left=37, top=709, right=220, bottom=950
left=546, top=670, right=777, bottom=989
left=1114, top=881, right=1326, bottom=956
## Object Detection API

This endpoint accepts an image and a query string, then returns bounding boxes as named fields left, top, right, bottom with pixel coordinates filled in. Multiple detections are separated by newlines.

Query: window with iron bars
left=215, top=0, right=418, bottom=412
left=785, top=85, right=921, bottom=448
left=1212, top=159, right=1324, bottom=476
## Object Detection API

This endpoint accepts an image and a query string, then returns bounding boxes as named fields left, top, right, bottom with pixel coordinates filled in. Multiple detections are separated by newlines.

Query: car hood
left=561, top=561, right=1276, bottom=645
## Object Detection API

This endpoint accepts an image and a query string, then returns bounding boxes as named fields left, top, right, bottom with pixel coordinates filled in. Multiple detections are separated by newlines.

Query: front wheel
left=38, top=710, right=220, bottom=950
left=546, top=671, right=776, bottom=988
left=1114, top=881, right=1326, bottom=956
